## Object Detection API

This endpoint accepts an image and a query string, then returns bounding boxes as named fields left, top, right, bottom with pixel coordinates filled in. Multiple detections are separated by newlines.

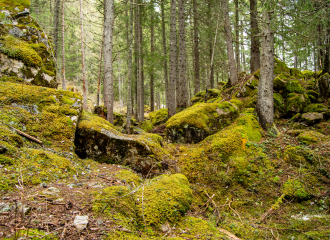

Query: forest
left=0, top=0, right=330, bottom=239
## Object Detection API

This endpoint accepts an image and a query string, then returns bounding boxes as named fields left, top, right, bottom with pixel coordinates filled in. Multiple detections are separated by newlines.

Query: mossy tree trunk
left=250, top=0, right=260, bottom=73
left=256, top=9, right=274, bottom=130
left=168, top=0, right=177, bottom=117
left=103, top=0, right=115, bottom=123
left=222, top=0, right=238, bottom=86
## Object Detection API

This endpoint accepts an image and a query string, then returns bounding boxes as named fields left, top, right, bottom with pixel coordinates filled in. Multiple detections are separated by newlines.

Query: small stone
left=40, top=182, right=48, bottom=188
left=73, top=215, right=88, bottom=231
left=0, top=203, right=11, bottom=213
left=42, top=187, right=60, bottom=195
left=301, top=112, right=323, bottom=125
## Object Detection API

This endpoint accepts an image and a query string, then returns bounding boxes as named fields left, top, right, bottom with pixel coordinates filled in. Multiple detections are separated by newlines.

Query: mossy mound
left=75, top=111, right=168, bottom=174
left=190, top=88, right=221, bottom=105
left=297, top=130, right=328, bottom=145
left=286, top=93, right=310, bottom=116
left=135, top=174, right=193, bottom=226
left=113, top=169, right=142, bottom=187
left=166, top=101, right=239, bottom=143
left=0, top=1, right=56, bottom=88
left=149, top=108, right=168, bottom=126
left=0, top=81, right=82, bottom=151
left=283, top=145, right=315, bottom=167
left=303, top=103, right=328, bottom=113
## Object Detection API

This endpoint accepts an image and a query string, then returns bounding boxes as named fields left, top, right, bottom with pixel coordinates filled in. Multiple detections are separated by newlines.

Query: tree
left=53, top=0, right=61, bottom=59
left=161, top=0, right=169, bottom=109
left=235, top=0, right=240, bottom=72
left=193, top=0, right=200, bottom=94
left=126, top=0, right=133, bottom=133
left=256, top=8, right=274, bottom=130
left=178, top=0, right=188, bottom=108
left=168, top=0, right=177, bottom=117
left=80, top=0, right=87, bottom=110
left=150, top=1, right=155, bottom=112
left=61, top=0, right=66, bottom=90
left=250, top=0, right=260, bottom=73
left=103, top=0, right=115, bottom=123
left=222, top=0, right=238, bottom=86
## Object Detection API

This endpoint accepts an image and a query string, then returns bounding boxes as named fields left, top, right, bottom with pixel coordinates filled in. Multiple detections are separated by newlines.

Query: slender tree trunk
left=103, top=0, right=115, bottom=123
left=61, top=0, right=66, bottom=90
left=222, top=0, right=238, bottom=86
left=134, top=0, right=138, bottom=118
left=241, top=19, right=245, bottom=71
left=235, top=0, right=240, bottom=72
left=193, top=0, right=200, bottom=94
left=79, top=0, right=87, bottom=110
left=53, top=0, right=61, bottom=59
left=294, top=55, right=298, bottom=68
left=168, top=0, right=177, bottom=117
left=97, top=33, right=104, bottom=107
left=256, top=10, right=274, bottom=130
left=161, top=0, right=169, bottom=110
left=209, top=11, right=220, bottom=89
left=178, top=0, right=188, bottom=108
left=250, top=0, right=260, bottom=72
left=156, top=92, right=160, bottom=110
left=150, top=1, right=155, bottom=112
left=126, top=1, right=133, bottom=133
left=49, top=0, right=52, bottom=27
left=137, top=0, right=144, bottom=122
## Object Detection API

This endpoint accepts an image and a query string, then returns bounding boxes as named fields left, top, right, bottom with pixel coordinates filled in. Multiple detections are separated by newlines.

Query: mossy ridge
left=298, top=130, right=328, bottom=145
left=0, top=0, right=30, bottom=13
left=149, top=108, right=168, bottom=126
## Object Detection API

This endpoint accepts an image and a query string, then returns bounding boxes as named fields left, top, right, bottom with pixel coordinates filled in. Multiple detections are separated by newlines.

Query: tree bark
left=178, top=0, right=188, bottom=108
left=61, top=0, right=66, bottom=90
left=150, top=1, right=155, bottom=112
left=193, top=0, right=200, bottom=94
left=97, top=33, right=104, bottom=107
left=103, top=0, right=115, bottom=123
left=250, top=0, right=260, bottom=73
left=222, top=0, right=238, bottom=86
left=161, top=0, right=169, bottom=110
left=168, top=0, right=177, bottom=117
left=235, top=0, right=240, bottom=72
left=53, top=0, right=61, bottom=59
left=256, top=10, right=274, bottom=130
left=80, top=0, right=87, bottom=110
left=137, top=0, right=144, bottom=122
left=134, top=0, right=138, bottom=118
left=126, top=0, right=133, bottom=133
left=209, top=11, right=220, bottom=89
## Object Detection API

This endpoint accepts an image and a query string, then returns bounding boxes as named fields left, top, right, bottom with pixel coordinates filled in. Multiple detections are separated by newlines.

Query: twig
left=195, top=194, right=215, bottom=215
left=218, top=228, right=241, bottom=240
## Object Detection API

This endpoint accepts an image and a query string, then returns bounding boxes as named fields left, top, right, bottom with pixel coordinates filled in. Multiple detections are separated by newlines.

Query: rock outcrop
left=0, top=0, right=57, bottom=88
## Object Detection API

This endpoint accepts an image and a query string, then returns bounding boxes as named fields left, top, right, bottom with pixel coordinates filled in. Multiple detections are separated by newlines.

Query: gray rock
left=73, top=215, right=88, bottom=231
left=0, top=202, right=11, bottom=213
left=301, top=112, right=323, bottom=125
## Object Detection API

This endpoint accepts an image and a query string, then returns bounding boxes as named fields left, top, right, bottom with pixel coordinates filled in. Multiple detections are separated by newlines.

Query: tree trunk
left=241, top=20, right=245, bottom=71
left=193, top=0, right=200, bottom=94
left=97, top=33, right=104, bottom=107
left=137, top=0, right=144, bottom=122
left=222, top=0, right=238, bottom=86
left=168, top=0, right=177, bottom=117
left=156, top=91, right=160, bottom=110
left=178, top=0, right=188, bottom=108
left=80, top=0, right=87, bottom=110
left=126, top=0, right=133, bottom=133
left=134, top=0, right=138, bottom=118
left=53, top=0, right=61, bottom=59
left=250, top=0, right=260, bottom=73
left=235, top=0, right=240, bottom=72
left=49, top=0, right=52, bottom=27
left=256, top=10, right=274, bottom=130
left=161, top=0, right=169, bottom=110
left=61, top=0, right=66, bottom=90
left=150, top=1, right=155, bottom=112
left=209, top=11, right=220, bottom=89
left=103, top=0, right=115, bottom=123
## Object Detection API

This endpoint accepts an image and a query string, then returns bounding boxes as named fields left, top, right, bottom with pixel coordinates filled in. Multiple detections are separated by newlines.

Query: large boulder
left=0, top=0, right=57, bottom=88
left=74, top=111, right=167, bottom=174
left=149, top=108, right=168, bottom=126
left=286, top=93, right=310, bottom=116
left=166, top=101, right=240, bottom=143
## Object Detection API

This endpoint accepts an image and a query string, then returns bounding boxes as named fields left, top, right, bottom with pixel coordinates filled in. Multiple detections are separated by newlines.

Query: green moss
left=135, top=174, right=193, bottom=226
left=283, top=179, right=311, bottom=200
left=274, top=58, right=290, bottom=75
left=229, top=98, right=243, bottom=110
left=0, top=155, right=14, bottom=165
left=0, top=35, right=42, bottom=67
left=290, top=68, right=304, bottom=78
left=140, top=120, right=153, bottom=132
left=303, top=103, right=328, bottom=113
left=286, top=80, right=304, bottom=94
left=298, top=130, right=328, bottom=145
left=149, top=108, right=168, bottom=126
left=4, top=228, right=57, bottom=240
left=283, top=145, right=315, bottom=166
left=113, top=169, right=142, bottom=187
left=273, top=76, right=287, bottom=90
left=286, top=93, right=310, bottom=114
left=0, top=0, right=30, bottom=12
left=273, top=93, right=284, bottom=107
left=302, top=70, right=315, bottom=79
left=0, top=76, right=24, bottom=83
left=254, top=69, right=260, bottom=79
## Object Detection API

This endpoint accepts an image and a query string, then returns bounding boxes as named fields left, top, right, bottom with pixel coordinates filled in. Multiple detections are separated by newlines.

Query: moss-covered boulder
left=297, top=130, right=328, bottom=145
left=274, top=93, right=286, bottom=118
left=93, top=173, right=193, bottom=228
left=301, top=112, right=323, bottom=125
left=0, top=0, right=57, bottom=88
left=149, top=108, right=168, bottom=126
left=283, top=145, right=315, bottom=167
left=75, top=111, right=168, bottom=174
left=190, top=88, right=221, bottom=105
left=166, top=101, right=240, bottom=143
left=94, top=105, right=124, bottom=126
left=303, top=103, right=328, bottom=113
left=317, top=73, right=330, bottom=99
left=286, top=93, right=310, bottom=116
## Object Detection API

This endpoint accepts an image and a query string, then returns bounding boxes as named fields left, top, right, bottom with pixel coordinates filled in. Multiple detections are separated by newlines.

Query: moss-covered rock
left=306, top=90, right=319, bottom=103
left=134, top=174, right=193, bottom=227
left=149, top=108, right=168, bottom=126
left=283, top=178, right=311, bottom=200
left=283, top=145, right=315, bottom=167
left=166, top=101, right=239, bottom=143
left=286, top=93, right=310, bottom=116
left=0, top=0, right=57, bottom=88
left=94, top=106, right=124, bottom=126
left=286, top=80, right=305, bottom=94
left=274, top=93, right=286, bottom=118
left=75, top=111, right=168, bottom=174
left=317, top=73, right=330, bottom=99
left=113, top=169, right=142, bottom=187
left=303, top=103, right=328, bottom=113
left=301, top=112, right=323, bottom=125
left=302, top=70, right=315, bottom=79
left=190, top=88, right=221, bottom=105
left=297, top=130, right=328, bottom=145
